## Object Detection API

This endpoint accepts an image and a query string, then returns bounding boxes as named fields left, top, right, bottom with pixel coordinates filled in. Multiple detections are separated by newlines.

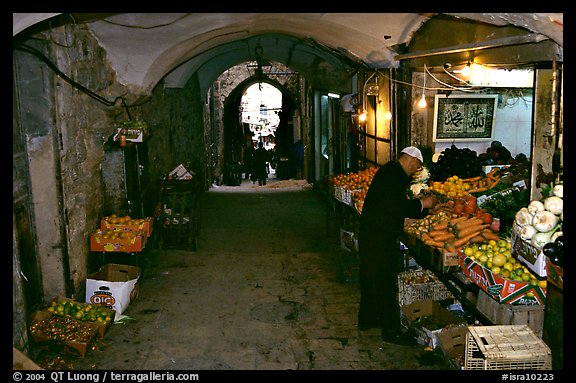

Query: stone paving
left=68, top=177, right=453, bottom=372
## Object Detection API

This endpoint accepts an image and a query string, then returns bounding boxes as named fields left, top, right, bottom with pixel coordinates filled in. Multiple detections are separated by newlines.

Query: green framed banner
left=433, top=94, right=498, bottom=142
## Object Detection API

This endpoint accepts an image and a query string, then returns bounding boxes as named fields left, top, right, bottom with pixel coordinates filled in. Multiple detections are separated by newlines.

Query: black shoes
left=381, top=331, right=417, bottom=346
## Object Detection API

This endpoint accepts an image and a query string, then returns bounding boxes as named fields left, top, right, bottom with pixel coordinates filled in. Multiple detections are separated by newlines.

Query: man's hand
left=420, top=195, right=437, bottom=209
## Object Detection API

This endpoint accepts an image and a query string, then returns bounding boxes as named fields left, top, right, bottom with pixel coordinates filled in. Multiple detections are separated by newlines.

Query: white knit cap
left=401, top=146, right=424, bottom=163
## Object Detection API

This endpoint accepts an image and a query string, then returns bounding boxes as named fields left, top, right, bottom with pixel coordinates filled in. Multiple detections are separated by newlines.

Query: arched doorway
left=222, top=78, right=297, bottom=186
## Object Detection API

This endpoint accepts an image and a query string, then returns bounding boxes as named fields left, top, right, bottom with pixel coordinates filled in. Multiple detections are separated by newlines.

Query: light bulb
left=461, top=64, right=471, bottom=77
left=384, top=111, right=392, bottom=120
left=358, top=111, right=367, bottom=123
left=418, top=95, right=427, bottom=109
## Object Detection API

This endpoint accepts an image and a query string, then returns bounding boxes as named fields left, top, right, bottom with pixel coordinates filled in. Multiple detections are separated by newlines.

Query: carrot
left=429, top=229, right=450, bottom=237
left=452, top=231, right=484, bottom=248
left=423, top=239, right=445, bottom=248
left=481, top=230, right=501, bottom=241
left=488, top=178, right=500, bottom=190
left=431, top=232, right=455, bottom=241
left=462, top=175, right=482, bottom=182
left=444, top=243, right=457, bottom=253
left=431, top=221, right=448, bottom=231
left=468, top=187, right=488, bottom=194
left=457, top=224, right=489, bottom=238
left=454, top=217, right=484, bottom=231
left=469, top=235, right=485, bottom=243
left=449, top=216, right=469, bottom=226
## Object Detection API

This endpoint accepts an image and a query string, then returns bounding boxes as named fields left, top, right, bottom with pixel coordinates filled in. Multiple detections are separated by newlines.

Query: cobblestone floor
left=48, top=176, right=454, bottom=374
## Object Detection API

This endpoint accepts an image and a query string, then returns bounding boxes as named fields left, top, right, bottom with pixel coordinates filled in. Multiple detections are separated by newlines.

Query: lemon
left=521, top=272, right=531, bottom=281
left=464, top=247, right=474, bottom=257
left=474, top=250, right=483, bottom=258
left=492, top=254, right=507, bottom=267
left=538, top=280, right=547, bottom=289
left=503, top=262, right=514, bottom=272
left=500, top=269, right=511, bottom=278
left=478, top=254, right=488, bottom=263
left=488, top=240, right=497, bottom=247
left=491, top=266, right=501, bottom=274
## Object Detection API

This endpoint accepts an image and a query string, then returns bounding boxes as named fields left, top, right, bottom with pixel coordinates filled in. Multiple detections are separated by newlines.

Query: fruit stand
left=327, top=144, right=563, bottom=369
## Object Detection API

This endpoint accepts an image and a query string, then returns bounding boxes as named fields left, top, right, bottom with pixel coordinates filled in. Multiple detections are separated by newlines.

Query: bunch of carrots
left=421, top=215, right=501, bottom=252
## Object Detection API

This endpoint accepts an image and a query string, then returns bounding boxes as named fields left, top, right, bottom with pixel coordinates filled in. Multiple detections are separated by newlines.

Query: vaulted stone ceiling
left=13, top=13, right=563, bottom=96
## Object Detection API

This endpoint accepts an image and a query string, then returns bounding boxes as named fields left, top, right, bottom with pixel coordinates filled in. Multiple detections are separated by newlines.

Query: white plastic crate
left=464, top=325, right=551, bottom=370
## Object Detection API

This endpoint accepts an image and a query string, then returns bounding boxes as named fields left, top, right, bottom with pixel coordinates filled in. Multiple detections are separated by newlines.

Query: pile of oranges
left=428, top=175, right=474, bottom=198
left=332, top=167, right=378, bottom=214
left=331, top=167, right=378, bottom=191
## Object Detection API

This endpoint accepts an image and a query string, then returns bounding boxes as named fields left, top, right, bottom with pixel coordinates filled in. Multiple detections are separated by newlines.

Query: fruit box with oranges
left=458, top=255, right=546, bottom=305
left=90, top=229, right=147, bottom=252
left=101, top=216, right=153, bottom=237
left=28, top=310, right=100, bottom=358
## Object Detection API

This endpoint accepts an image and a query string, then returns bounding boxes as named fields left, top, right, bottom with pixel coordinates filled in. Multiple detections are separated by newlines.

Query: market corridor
left=70, top=180, right=450, bottom=371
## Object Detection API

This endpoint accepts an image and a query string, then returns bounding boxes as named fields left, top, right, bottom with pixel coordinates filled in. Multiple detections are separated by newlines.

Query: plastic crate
left=397, top=269, right=453, bottom=306
left=464, top=325, right=552, bottom=370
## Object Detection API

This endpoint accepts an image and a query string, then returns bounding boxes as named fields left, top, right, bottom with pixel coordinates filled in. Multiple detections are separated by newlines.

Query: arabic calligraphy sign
left=433, top=94, right=498, bottom=141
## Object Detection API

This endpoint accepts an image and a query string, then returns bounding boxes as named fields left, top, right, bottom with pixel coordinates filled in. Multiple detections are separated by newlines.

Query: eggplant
left=543, top=241, right=563, bottom=267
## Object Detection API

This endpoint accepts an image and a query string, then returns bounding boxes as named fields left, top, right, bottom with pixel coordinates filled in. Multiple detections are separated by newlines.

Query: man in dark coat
left=253, top=141, right=270, bottom=186
left=357, top=146, right=437, bottom=345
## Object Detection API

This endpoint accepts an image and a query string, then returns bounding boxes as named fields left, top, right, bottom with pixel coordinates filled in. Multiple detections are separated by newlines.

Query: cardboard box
left=545, top=258, right=563, bottom=290
left=29, top=310, right=99, bottom=358
left=90, top=229, right=146, bottom=252
left=47, top=296, right=115, bottom=338
left=85, top=264, right=141, bottom=321
left=459, top=255, right=546, bottom=305
left=512, top=225, right=546, bottom=277
left=437, top=324, right=468, bottom=369
left=168, top=163, right=194, bottom=180
left=400, top=300, right=467, bottom=348
left=431, top=249, right=461, bottom=273
left=476, top=290, right=544, bottom=337
left=101, top=216, right=153, bottom=237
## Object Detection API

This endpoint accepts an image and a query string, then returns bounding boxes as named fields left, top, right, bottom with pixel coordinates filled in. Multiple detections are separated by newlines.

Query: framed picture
left=433, top=94, right=498, bottom=141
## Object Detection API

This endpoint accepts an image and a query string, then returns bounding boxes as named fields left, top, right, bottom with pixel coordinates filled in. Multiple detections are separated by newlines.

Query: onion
left=553, top=184, right=563, bottom=198
left=527, top=200, right=545, bottom=215
left=544, top=196, right=563, bottom=215
left=519, top=225, right=537, bottom=240
left=514, top=207, right=533, bottom=227
left=532, top=210, right=559, bottom=232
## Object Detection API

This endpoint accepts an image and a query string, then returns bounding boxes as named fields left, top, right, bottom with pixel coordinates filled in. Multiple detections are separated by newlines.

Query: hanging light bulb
left=384, top=111, right=392, bottom=120
left=358, top=110, right=367, bottom=123
left=460, top=62, right=472, bottom=77
left=418, top=94, right=427, bottom=109
left=418, top=67, right=427, bottom=109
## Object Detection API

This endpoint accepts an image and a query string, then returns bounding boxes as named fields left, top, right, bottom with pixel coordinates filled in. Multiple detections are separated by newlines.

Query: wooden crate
left=476, top=290, right=545, bottom=337
left=464, top=325, right=551, bottom=370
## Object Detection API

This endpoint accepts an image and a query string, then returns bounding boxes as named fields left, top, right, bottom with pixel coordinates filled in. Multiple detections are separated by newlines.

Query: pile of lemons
left=462, top=239, right=546, bottom=288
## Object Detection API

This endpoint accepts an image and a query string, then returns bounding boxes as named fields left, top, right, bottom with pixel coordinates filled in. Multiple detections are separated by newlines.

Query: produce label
left=459, top=256, right=546, bottom=305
